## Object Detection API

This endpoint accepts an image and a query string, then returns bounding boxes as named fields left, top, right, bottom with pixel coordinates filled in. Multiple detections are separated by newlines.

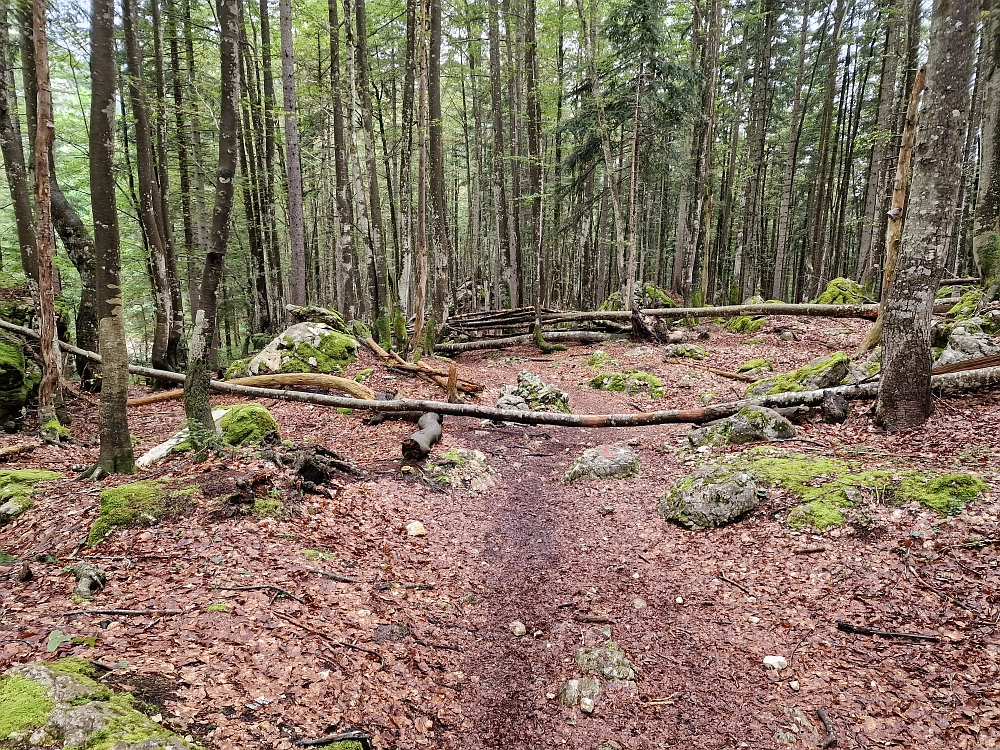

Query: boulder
left=815, top=277, right=864, bottom=304
left=564, top=445, right=639, bottom=481
left=934, top=327, right=1000, bottom=367
left=686, top=406, right=795, bottom=447
left=659, top=465, right=760, bottom=529
left=495, top=371, right=571, bottom=414
left=663, top=343, right=707, bottom=360
left=220, top=404, right=279, bottom=446
left=746, top=352, right=850, bottom=397
left=225, top=322, right=358, bottom=378
left=0, top=470, right=61, bottom=524
left=0, top=659, right=201, bottom=749
left=0, top=334, right=38, bottom=425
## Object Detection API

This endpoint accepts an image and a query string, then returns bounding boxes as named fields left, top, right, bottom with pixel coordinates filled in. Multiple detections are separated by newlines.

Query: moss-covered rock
left=896, top=473, right=986, bottom=515
left=816, top=277, right=864, bottom=305
left=575, top=641, right=637, bottom=681
left=663, top=343, right=707, bottom=360
left=639, top=283, right=676, bottom=309
left=251, top=496, right=284, bottom=518
left=746, top=352, right=851, bottom=397
left=496, top=371, right=572, bottom=413
left=0, top=660, right=201, bottom=749
left=0, top=333, right=38, bottom=424
left=687, top=406, right=795, bottom=447
left=0, top=469, right=61, bottom=524
left=586, top=350, right=617, bottom=369
left=88, top=480, right=198, bottom=546
left=223, top=356, right=253, bottom=380
left=948, top=289, right=984, bottom=319
left=724, top=316, right=765, bottom=334
left=563, top=445, right=639, bottom=481
left=220, top=404, right=279, bottom=446
left=659, top=465, right=759, bottom=529
left=737, top=358, right=773, bottom=376
left=588, top=371, right=664, bottom=398
left=231, top=322, right=358, bottom=378
left=598, top=292, right=624, bottom=312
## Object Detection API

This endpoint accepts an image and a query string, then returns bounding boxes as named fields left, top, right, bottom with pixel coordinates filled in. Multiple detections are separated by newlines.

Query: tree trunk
left=974, top=0, right=1000, bottom=296
left=184, top=0, right=241, bottom=439
left=279, top=0, right=307, bottom=306
left=876, top=0, right=978, bottom=431
left=31, top=0, right=61, bottom=437
left=487, top=0, right=515, bottom=307
left=90, top=0, right=135, bottom=474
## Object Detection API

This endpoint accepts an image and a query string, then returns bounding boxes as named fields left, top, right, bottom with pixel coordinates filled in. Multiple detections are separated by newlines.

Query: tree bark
left=184, top=0, right=241, bottom=439
left=974, top=0, right=1000, bottom=296
left=487, top=0, right=515, bottom=306
left=90, top=0, right=135, bottom=474
left=279, top=0, right=307, bottom=306
left=876, top=0, right=978, bottom=430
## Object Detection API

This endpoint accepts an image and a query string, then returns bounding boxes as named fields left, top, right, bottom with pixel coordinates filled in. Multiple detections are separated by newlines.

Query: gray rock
left=70, top=562, right=107, bottom=600
left=499, top=371, right=571, bottom=413
left=40, top=703, right=114, bottom=747
left=687, top=406, right=795, bottom=447
left=779, top=331, right=796, bottom=341
left=659, top=465, right=760, bottom=529
left=564, top=445, right=639, bottom=482
left=8, top=663, right=103, bottom=703
left=231, top=321, right=358, bottom=377
left=597, top=743, right=623, bottom=750
left=576, top=643, right=637, bottom=681
left=0, top=496, right=30, bottom=524
left=773, top=728, right=798, bottom=744
left=560, top=676, right=602, bottom=707
left=663, top=343, right=707, bottom=360
left=747, top=353, right=850, bottom=397
left=935, top=330, right=1000, bottom=367
left=624, top=346, right=653, bottom=358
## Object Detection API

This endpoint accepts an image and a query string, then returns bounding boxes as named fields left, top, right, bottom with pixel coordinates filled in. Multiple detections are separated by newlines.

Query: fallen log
left=435, top=330, right=622, bottom=354
left=402, top=412, right=443, bottom=459
left=128, top=372, right=375, bottom=406
left=4, top=317, right=999, bottom=428
left=364, top=337, right=483, bottom=393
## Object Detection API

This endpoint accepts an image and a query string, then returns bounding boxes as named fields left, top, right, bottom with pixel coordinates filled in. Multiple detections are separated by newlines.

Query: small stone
left=780, top=331, right=795, bottom=341
left=598, top=506, right=615, bottom=516
left=675, top=596, right=684, bottom=604
left=748, top=616, right=761, bottom=624
left=632, top=598, right=647, bottom=609
left=763, top=655, right=788, bottom=671
left=533, top=630, right=543, bottom=638
left=405, top=520, right=427, bottom=536
left=509, top=620, right=527, bottom=637
left=546, top=692, right=556, bottom=700
left=789, top=680, right=800, bottom=691
left=579, top=697, right=595, bottom=714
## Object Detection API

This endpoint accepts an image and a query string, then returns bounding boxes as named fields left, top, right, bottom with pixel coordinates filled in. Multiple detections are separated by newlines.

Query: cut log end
left=402, top=412, right=443, bottom=460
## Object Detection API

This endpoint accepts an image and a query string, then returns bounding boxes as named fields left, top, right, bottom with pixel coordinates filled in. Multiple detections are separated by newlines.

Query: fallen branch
left=364, top=337, right=483, bottom=393
left=435, top=330, right=622, bottom=354
left=836, top=620, right=940, bottom=642
left=816, top=708, right=838, bottom=749
left=215, top=584, right=305, bottom=604
left=54, top=609, right=184, bottom=616
left=128, top=373, right=375, bottom=406
left=272, top=610, right=383, bottom=662
left=307, top=568, right=360, bottom=584
left=0, top=439, right=42, bottom=459
left=793, top=546, right=828, bottom=555
left=293, top=729, right=374, bottom=749
left=717, top=573, right=751, bottom=595
left=402, top=412, right=442, bottom=459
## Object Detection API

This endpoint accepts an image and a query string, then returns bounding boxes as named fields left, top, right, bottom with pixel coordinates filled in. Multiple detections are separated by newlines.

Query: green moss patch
left=896, top=474, right=987, bottom=515
left=948, top=289, right=984, bottom=320
left=252, top=496, right=284, bottom=518
left=0, top=674, right=54, bottom=741
left=205, top=603, right=230, bottom=613
left=88, top=480, right=198, bottom=546
left=588, top=371, right=664, bottom=398
left=598, top=292, right=624, bottom=312
left=816, top=277, right=864, bottom=304
left=223, top=356, right=253, bottom=379
left=0, top=335, right=35, bottom=421
left=587, top=350, right=617, bottom=369
left=737, top=358, right=772, bottom=374
left=278, top=329, right=358, bottom=375
left=220, top=404, right=279, bottom=446
left=746, top=351, right=851, bottom=396
left=725, top=316, right=765, bottom=334
left=0, top=469, right=62, bottom=523
left=48, top=657, right=100, bottom=682
left=640, top=283, right=676, bottom=308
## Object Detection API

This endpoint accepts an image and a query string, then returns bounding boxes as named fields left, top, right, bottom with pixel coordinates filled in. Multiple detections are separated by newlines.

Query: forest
left=0, top=0, right=999, bottom=748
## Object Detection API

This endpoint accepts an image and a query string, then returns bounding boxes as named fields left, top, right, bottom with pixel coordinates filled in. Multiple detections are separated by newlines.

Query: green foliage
left=815, top=277, right=864, bottom=304
left=588, top=370, right=664, bottom=397
left=220, top=404, right=279, bottom=446
left=0, top=675, right=54, bottom=741
left=205, top=603, right=230, bottom=613
left=948, top=289, right=984, bottom=320
left=725, top=316, right=765, bottom=334
left=224, top=357, right=253, bottom=379
left=640, top=283, right=676, bottom=308
left=354, top=368, right=373, bottom=383
left=598, top=293, right=624, bottom=312
left=896, top=474, right=986, bottom=515
left=88, top=480, right=197, bottom=546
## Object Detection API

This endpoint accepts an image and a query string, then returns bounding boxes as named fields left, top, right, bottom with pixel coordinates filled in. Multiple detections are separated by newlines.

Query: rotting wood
left=54, top=609, right=185, bottom=616
left=836, top=620, right=940, bottom=642
left=128, top=372, right=375, bottom=406
left=793, top=546, right=828, bottom=554
left=816, top=708, right=838, bottom=749
left=0, top=439, right=42, bottom=459
left=293, top=729, right=374, bottom=749
left=307, top=568, right=360, bottom=583
left=402, top=412, right=443, bottom=459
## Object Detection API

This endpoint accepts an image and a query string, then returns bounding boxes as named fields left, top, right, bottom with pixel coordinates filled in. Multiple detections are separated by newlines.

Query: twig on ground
left=574, top=613, right=614, bottom=624
left=816, top=707, right=838, bottom=748
left=307, top=568, right=360, bottom=584
left=836, top=620, right=940, bottom=642
left=413, top=638, right=461, bottom=651
left=793, top=546, right=828, bottom=554
left=54, top=609, right=184, bottom=616
left=216, top=584, right=305, bottom=604
left=718, top=572, right=751, bottom=596
left=637, top=552, right=653, bottom=564
left=272, top=610, right=383, bottom=662
left=376, top=581, right=435, bottom=591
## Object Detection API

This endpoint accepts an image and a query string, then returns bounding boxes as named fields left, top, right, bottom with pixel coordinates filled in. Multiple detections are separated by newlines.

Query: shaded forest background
left=0, top=0, right=995, bottom=369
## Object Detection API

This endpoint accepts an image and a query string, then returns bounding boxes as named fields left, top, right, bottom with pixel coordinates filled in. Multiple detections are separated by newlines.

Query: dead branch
left=216, top=584, right=305, bottom=604
left=293, top=729, right=374, bottom=749
left=835, top=620, right=940, bottom=642
left=307, top=568, right=360, bottom=584
left=0, top=439, right=42, bottom=460
left=402, top=412, right=443, bottom=459
left=272, top=610, right=383, bottom=662
left=364, top=337, right=483, bottom=393
left=128, top=372, right=375, bottom=406
left=816, top=708, right=838, bottom=749
left=54, top=609, right=185, bottom=616
left=435, top=330, right=624, bottom=353
left=793, top=546, right=828, bottom=555
left=717, top=572, right=751, bottom=595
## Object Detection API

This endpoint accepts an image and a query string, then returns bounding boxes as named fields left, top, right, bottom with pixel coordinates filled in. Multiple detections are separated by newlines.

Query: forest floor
left=1, top=317, right=999, bottom=750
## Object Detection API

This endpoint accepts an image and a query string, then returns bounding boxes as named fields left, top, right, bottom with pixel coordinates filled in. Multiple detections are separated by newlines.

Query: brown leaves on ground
left=1, top=318, right=999, bottom=749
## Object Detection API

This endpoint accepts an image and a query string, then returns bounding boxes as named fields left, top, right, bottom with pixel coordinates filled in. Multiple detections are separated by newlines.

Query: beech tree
left=876, top=0, right=979, bottom=430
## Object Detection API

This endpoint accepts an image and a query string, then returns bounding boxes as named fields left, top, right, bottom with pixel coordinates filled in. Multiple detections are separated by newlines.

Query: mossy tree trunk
left=183, top=0, right=241, bottom=441
left=876, top=0, right=978, bottom=431
left=31, top=0, right=61, bottom=439
left=90, top=0, right=135, bottom=474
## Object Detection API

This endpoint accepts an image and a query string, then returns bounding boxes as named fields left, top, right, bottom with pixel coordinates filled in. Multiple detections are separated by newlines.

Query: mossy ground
left=252, top=496, right=284, bottom=518
left=88, top=480, right=199, bottom=546
left=206, top=603, right=230, bottom=613
left=0, top=469, right=61, bottom=518
left=948, top=289, right=984, bottom=319
left=588, top=371, right=665, bottom=398
left=586, top=350, right=618, bottom=369
left=220, top=404, right=279, bottom=446
left=737, top=358, right=772, bottom=374
left=816, top=277, right=864, bottom=304
left=725, top=316, right=765, bottom=334
left=0, top=674, right=53, bottom=741
left=741, top=450, right=986, bottom=529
